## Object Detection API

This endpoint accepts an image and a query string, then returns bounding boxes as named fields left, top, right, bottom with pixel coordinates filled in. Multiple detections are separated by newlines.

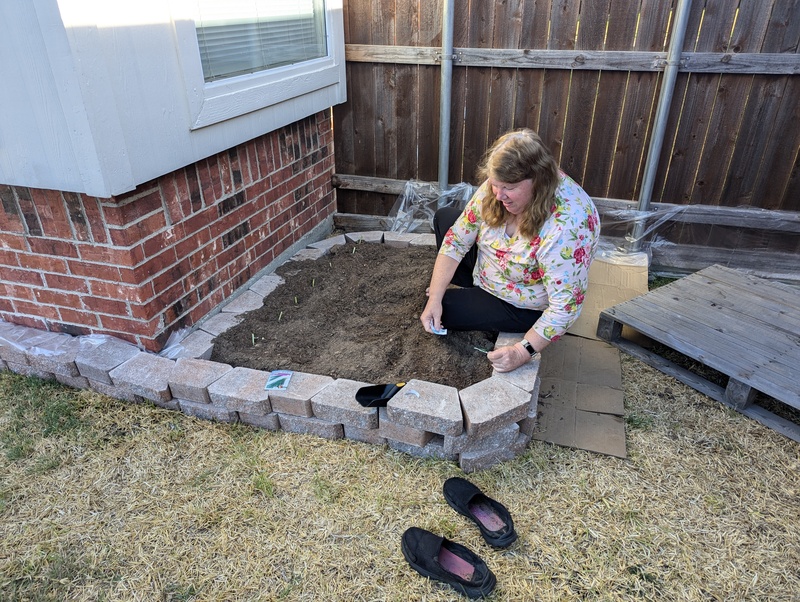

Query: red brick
left=182, top=206, right=216, bottom=238
left=105, top=188, right=163, bottom=227
left=61, top=192, right=92, bottom=242
left=14, top=300, right=61, bottom=321
left=77, top=244, right=140, bottom=268
left=196, top=160, right=216, bottom=209
left=100, top=313, right=159, bottom=338
left=160, top=173, right=186, bottom=224
left=83, top=295, right=129, bottom=316
left=145, top=263, right=188, bottom=300
left=204, top=157, right=223, bottom=201
left=3, top=267, right=44, bottom=287
left=108, top=211, right=168, bottom=247
left=174, top=229, right=213, bottom=262
left=68, top=260, right=121, bottom=281
left=58, top=307, right=101, bottom=327
left=28, top=237, right=79, bottom=258
left=88, top=279, right=144, bottom=304
left=31, top=189, right=74, bottom=239
left=0, top=282, right=34, bottom=301
left=0, top=233, right=26, bottom=251
left=132, top=246, right=180, bottom=284
left=0, top=298, right=14, bottom=312
left=217, top=153, right=233, bottom=197
left=19, top=253, right=68, bottom=273
left=44, top=273, right=89, bottom=293
left=32, top=288, right=82, bottom=308
left=1, top=314, right=47, bottom=330
left=185, top=165, right=204, bottom=212
left=0, top=186, right=24, bottom=233
left=141, top=227, right=183, bottom=261
left=0, top=248, right=19, bottom=266
left=81, top=197, right=110, bottom=244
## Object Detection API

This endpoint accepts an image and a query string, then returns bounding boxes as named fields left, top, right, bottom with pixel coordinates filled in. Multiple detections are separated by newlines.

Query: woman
left=420, top=129, right=600, bottom=373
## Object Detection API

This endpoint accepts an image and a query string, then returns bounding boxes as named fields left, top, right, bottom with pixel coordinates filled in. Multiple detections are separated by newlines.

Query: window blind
left=194, top=0, right=327, bottom=82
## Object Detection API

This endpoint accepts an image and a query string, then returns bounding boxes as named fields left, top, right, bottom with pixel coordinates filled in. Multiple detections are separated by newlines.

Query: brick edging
left=0, top=232, right=540, bottom=473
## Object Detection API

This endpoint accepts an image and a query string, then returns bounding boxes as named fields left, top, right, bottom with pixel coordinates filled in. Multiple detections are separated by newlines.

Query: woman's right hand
left=420, top=299, right=443, bottom=333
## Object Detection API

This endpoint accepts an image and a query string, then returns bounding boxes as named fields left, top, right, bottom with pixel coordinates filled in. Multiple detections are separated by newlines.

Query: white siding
left=0, top=0, right=346, bottom=198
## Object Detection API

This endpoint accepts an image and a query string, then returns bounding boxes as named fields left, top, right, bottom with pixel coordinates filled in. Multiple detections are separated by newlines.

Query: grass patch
left=0, top=375, right=83, bottom=462
left=1, top=368, right=799, bottom=601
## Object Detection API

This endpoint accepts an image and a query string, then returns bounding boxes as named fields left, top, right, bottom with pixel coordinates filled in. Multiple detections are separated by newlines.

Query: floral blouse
left=439, top=173, right=600, bottom=341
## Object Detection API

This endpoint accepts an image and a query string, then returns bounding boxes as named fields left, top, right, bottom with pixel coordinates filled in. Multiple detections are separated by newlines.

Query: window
left=171, top=0, right=345, bottom=129
left=194, top=0, right=328, bottom=82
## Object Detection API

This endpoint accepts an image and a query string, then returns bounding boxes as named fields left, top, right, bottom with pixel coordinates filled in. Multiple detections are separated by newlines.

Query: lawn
left=1, top=358, right=798, bottom=601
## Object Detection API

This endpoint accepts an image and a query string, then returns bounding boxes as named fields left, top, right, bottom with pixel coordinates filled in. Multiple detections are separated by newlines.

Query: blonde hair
left=476, top=129, right=560, bottom=239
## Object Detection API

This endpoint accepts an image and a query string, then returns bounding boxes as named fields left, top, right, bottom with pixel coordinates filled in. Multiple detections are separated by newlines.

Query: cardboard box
left=568, top=246, right=650, bottom=340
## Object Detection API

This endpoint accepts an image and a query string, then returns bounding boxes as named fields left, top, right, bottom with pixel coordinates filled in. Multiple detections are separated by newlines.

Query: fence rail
left=333, top=0, right=800, bottom=277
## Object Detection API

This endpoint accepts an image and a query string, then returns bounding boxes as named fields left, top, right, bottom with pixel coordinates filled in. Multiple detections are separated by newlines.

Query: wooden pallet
left=597, top=264, right=800, bottom=442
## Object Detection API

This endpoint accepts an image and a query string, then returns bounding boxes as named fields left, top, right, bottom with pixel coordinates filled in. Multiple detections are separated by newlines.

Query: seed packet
left=264, top=370, right=293, bottom=390
left=430, top=321, right=447, bottom=336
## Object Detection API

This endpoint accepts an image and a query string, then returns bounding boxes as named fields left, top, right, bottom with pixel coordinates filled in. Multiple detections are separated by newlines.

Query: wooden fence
left=332, top=0, right=800, bottom=279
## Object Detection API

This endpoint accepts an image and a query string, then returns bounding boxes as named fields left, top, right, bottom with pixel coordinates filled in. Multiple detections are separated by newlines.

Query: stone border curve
left=0, top=232, right=540, bottom=473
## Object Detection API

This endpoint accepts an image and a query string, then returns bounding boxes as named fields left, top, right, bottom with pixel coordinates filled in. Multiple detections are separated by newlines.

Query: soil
left=210, top=242, right=497, bottom=389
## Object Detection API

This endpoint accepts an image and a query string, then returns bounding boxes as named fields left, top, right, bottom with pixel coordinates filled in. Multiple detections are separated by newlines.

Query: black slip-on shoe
left=401, top=527, right=496, bottom=599
left=443, top=477, right=518, bottom=548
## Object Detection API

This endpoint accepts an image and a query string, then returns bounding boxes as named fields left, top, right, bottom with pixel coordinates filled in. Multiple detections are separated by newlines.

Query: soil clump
left=211, top=242, right=497, bottom=389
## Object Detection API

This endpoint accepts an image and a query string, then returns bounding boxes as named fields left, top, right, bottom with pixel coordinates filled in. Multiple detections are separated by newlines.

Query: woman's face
left=489, top=178, right=534, bottom=216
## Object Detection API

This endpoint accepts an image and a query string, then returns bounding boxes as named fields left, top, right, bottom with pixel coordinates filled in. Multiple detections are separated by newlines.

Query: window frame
left=170, top=0, right=344, bottom=130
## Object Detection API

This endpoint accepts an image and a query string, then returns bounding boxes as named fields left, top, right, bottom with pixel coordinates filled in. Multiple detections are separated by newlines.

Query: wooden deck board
left=598, top=264, right=800, bottom=441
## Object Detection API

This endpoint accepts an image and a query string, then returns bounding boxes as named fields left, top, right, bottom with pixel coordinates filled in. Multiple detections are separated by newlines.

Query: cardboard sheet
left=532, top=334, right=627, bottom=458
left=568, top=247, right=650, bottom=341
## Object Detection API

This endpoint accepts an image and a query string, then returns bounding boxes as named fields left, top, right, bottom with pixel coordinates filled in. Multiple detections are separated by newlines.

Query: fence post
left=438, top=0, right=455, bottom=193
left=631, top=0, right=693, bottom=251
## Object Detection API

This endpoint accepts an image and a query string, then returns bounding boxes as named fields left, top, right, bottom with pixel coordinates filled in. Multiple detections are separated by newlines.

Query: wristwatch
left=519, top=338, right=537, bottom=356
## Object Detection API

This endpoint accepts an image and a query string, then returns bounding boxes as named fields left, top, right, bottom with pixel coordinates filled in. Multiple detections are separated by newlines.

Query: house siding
left=0, top=112, right=335, bottom=351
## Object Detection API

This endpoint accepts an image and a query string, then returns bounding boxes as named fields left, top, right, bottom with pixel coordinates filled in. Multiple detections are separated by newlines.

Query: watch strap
left=520, top=338, right=537, bottom=356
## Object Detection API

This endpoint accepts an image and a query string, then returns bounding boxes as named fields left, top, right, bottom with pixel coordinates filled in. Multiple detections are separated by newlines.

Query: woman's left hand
left=487, top=343, right=531, bottom=373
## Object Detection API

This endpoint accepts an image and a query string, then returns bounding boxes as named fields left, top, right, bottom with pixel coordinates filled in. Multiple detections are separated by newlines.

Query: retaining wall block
left=268, top=371, right=334, bottom=417
left=459, top=445, right=518, bottom=473
left=310, top=378, right=378, bottom=429
left=198, top=312, right=243, bottom=337
left=6, top=361, right=54, bottom=380
left=55, top=373, right=89, bottom=389
left=169, top=357, right=233, bottom=403
left=26, top=333, right=82, bottom=377
left=445, top=422, right=520, bottom=456
left=166, top=330, right=216, bottom=360
left=459, top=377, right=532, bottom=439
left=307, top=234, right=346, bottom=252
left=1, top=327, right=65, bottom=365
left=179, top=399, right=239, bottom=423
left=388, top=435, right=458, bottom=461
left=378, top=407, right=434, bottom=447
left=386, top=379, right=463, bottom=436
left=287, top=247, right=326, bottom=262
left=75, top=338, right=140, bottom=384
left=208, top=366, right=272, bottom=414
left=277, top=413, right=344, bottom=440
left=239, top=411, right=281, bottom=430
left=220, top=290, right=265, bottom=315
left=344, top=231, right=383, bottom=244
left=343, top=423, right=388, bottom=445
left=248, top=274, right=285, bottom=297
left=109, top=352, right=175, bottom=403
left=89, top=378, right=142, bottom=404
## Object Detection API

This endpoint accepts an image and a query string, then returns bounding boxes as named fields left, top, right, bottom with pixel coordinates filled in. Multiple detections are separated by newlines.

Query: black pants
left=434, top=208, right=543, bottom=333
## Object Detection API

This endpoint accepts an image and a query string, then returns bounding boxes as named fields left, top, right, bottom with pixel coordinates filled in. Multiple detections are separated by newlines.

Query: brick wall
left=0, top=112, right=336, bottom=351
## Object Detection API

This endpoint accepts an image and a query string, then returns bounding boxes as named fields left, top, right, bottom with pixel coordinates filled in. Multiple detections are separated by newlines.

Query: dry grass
left=1, top=358, right=798, bottom=602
